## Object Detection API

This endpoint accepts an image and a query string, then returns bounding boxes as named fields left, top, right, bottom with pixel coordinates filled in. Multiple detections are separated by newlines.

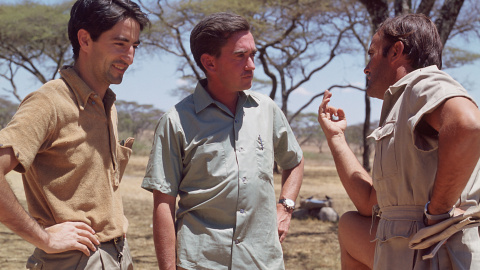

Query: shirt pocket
left=114, top=137, right=134, bottom=186
left=255, top=134, right=274, bottom=182
left=369, top=121, right=398, bottom=180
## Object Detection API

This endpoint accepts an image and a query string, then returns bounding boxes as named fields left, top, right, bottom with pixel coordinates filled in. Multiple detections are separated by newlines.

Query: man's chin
left=366, top=88, right=385, bottom=100
left=108, top=76, right=124, bottom=85
left=241, top=81, right=253, bottom=90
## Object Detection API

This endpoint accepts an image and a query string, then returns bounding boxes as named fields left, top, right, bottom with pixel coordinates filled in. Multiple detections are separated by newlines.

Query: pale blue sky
left=1, top=0, right=479, bottom=125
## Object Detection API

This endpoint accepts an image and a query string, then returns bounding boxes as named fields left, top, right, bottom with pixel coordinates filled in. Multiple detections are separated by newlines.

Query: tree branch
left=288, top=84, right=364, bottom=122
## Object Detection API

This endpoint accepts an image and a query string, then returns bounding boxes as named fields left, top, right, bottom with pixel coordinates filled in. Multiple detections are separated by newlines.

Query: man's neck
left=73, top=62, right=109, bottom=100
left=205, top=81, right=239, bottom=115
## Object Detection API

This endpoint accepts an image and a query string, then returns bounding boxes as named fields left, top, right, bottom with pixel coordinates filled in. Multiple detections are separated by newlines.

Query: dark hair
left=190, top=12, right=250, bottom=72
left=378, top=13, right=442, bottom=70
left=68, top=0, right=150, bottom=61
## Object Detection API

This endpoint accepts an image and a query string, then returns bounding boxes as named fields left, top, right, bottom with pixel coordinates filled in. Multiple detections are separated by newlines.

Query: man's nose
left=122, top=46, right=135, bottom=65
left=364, top=62, right=370, bottom=75
left=245, top=56, right=255, bottom=70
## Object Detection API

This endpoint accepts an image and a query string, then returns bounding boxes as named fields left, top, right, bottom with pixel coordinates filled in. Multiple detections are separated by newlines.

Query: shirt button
left=92, top=101, right=96, bottom=105
left=238, top=147, right=244, bottom=152
left=235, top=239, right=240, bottom=244
left=240, top=209, right=245, bottom=214
left=234, top=119, right=238, bottom=123
left=242, top=177, right=247, bottom=183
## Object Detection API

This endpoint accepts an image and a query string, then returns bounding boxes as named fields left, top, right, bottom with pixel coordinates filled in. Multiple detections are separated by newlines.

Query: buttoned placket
left=232, top=102, right=248, bottom=250
left=90, top=93, right=118, bottom=184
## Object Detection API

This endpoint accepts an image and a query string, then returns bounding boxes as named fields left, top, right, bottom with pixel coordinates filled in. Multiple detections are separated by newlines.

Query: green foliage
left=0, top=1, right=70, bottom=45
left=0, top=0, right=73, bottom=101
left=0, top=96, right=18, bottom=129
left=116, top=100, right=164, bottom=138
left=443, top=46, right=480, bottom=69
left=344, top=121, right=376, bottom=154
left=290, top=112, right=326, bottom=151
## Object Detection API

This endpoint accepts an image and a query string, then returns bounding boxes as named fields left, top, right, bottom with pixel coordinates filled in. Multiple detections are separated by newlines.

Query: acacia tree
left=116, top=100, right=164, bottom=137
left=289, top=112, right=326, bottom=150
left=0, top=1, right=74, bottom=102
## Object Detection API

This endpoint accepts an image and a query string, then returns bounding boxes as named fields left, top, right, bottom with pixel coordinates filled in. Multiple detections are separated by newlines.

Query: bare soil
left=0, top=150, right=355, bottom=269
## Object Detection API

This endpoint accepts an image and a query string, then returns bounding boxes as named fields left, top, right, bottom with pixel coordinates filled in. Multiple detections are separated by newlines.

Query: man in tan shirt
left=318, top=14, right=480, bottom=269
left=0, top=0, right=149, bottom=269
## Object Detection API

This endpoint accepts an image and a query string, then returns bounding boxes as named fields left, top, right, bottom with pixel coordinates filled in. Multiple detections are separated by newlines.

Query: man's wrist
left=279, top=198, right=295, bottom=211
left=327, top=133, right=346, bottom=146
left=424, top=201, right=455, bottom=221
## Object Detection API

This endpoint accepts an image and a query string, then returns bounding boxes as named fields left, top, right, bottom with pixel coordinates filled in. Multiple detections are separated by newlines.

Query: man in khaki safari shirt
left=0, top=0, right=149, bottom=269
left=318, top=14, right=480, bottom=269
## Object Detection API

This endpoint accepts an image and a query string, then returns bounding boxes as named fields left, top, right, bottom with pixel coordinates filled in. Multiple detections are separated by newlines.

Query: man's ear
left=389, top=40, right=405, bottom=63
left=200, top=54, right=216, bottom=73
left=77, top=29, right=92, bottom=53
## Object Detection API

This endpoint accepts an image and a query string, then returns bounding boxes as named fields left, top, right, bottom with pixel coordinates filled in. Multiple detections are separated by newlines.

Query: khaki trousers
left=26, top=237, right=133, bottom=270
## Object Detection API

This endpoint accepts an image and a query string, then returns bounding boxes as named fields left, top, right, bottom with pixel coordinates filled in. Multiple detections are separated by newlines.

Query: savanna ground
left=0, top=145, right=358, bottom=269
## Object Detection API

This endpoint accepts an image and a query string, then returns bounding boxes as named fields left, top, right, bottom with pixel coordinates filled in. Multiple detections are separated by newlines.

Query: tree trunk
left=394, top=0, right=412, bottom=15
left=359, top=0, right=388, bottom=171
left=359, top=0, right=389, bottom=30
left=435, top=0, right=465, bottom=47
left=416, top=0, right=436, bottom=16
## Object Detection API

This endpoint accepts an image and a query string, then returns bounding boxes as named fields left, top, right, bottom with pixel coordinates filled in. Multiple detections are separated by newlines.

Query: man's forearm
left=277, top=157, right=304, bottom=243
left=327, top=134, right=376, bottom=216
left=279, top=157, right=304, bottom=201
left=0, top=147, right=50, bottom=250
left=153, top=190, right=177, bottom=270
left=0, top=176, right=50, bottom=248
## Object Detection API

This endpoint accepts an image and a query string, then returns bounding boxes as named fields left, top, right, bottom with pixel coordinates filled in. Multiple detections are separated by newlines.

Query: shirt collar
left=385, top=65, right=439, bottom=98
left=193, top=79, right=258, bottom=114
left=59, top=66, right=116, bottom=111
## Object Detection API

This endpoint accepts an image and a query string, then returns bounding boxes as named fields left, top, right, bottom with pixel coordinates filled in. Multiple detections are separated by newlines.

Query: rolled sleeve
left=0, top=91, right=56, bottom=173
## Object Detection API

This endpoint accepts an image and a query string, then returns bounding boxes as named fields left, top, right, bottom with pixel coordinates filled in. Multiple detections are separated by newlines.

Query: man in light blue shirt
left=142, top=12, right=304, bottom=270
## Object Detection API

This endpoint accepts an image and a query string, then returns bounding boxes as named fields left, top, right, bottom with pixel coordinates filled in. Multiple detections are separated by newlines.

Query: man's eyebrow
left=113, top=36, right=141, bottom=45
left=233, top=49, right=258, bottom=54
left=233, top=49, right=247, bottom=54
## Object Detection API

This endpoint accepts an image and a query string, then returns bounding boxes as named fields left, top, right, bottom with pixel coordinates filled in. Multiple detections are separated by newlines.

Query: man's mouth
left=242, top=72, right=253, bottom=78
left=113, top=63, right=128, bottom=72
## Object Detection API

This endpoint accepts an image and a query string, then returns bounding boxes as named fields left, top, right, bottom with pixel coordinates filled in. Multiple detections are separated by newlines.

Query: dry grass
left=0, top=149, right=355, bottom=269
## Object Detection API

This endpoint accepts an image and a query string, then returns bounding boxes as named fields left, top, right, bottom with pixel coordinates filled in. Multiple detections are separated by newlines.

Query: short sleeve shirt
left=0, top=66, right=131, bottom=242
left=142, top=79, right=303, bottom=270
